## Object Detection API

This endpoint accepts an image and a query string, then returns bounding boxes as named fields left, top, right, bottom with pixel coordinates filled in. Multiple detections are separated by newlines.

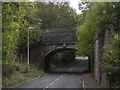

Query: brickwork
left=94, top=36, right=100, bottom=83
left=101, top=29, right=110, bottom=87
left=43, top=27, right=77, bottom=45
left=94, top=29, right=110, bottom=87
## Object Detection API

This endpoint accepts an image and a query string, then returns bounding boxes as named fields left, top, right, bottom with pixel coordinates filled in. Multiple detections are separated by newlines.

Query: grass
left=3, top=71, right=26, bottom=87
left=22, top=68, right=46, bottom=77
left=3, top=63, right=46, bottom=88
left=22, top=64, right=46, bottom=77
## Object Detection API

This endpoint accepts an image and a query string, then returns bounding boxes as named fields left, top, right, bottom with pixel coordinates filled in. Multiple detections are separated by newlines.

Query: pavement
left=82, top=73, right=102, bottom=88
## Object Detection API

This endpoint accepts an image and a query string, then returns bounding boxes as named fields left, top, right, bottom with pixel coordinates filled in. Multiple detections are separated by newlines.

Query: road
left=15, top=59, right=89, bottom=89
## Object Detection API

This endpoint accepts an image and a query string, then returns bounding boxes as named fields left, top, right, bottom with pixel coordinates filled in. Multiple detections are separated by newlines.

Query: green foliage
left=51, top=64, right=57, bottom=70
left=101, top=32, right=120, bottom=88
left=76, top=2, right=120, bottom=57
left=50, top=52, right=63, bottom=67
left=76, top=2, right=120, bottom=87
left=2, top=2, right=21, bottom=65
left=76, top=2, right=104, bottom=58
left=2, top=2, right=44, bottom=64
left=22, top=64, right=45, bottom=77
left=50, top=50, right=75, bottom=69
left=17, top=3, right=44, bottom=53
left=2, top=64, right=14, bottom=79
left=61, top=50, right=75, bottom=63
left=3, top=71, right=25, bottom=87
left=35, top=2, right=77, bottom=29
left=2, top=3, right=45, bottom=87
left=2, top=62, right=46, bottom=87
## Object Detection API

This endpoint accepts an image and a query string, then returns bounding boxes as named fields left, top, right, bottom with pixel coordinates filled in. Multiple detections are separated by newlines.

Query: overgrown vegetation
left=3, top=71, right=25, bottom=87
left=101, top=32, right=120, bottom=88
left=76, top=2, right=120, bottom=88
left=2, top=63, right=45, bottom=87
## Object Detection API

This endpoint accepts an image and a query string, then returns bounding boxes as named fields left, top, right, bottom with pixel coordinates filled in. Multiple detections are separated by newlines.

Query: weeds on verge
left=2, top=63, right=46, bottom=87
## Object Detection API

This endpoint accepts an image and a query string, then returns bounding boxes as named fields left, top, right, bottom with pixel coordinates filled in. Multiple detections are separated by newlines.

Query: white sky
left=69, top=0, right=81, bottom=14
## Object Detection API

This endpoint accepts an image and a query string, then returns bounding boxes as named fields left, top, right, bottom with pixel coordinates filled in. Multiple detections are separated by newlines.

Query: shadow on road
left=46, top=59, right=90, bottom=74
left=47, top=70, right=89, bottom=74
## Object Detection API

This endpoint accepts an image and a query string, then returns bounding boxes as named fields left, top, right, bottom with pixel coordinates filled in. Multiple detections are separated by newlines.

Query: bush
left=2, top=71, right=25, bottom=87
left=50, top=50, right=75, bottom=69
left=51, top=64, right=57, bottom=70
left=2, top=64, right=14, bottom=78
left=101, top=33, right=120, bottom=88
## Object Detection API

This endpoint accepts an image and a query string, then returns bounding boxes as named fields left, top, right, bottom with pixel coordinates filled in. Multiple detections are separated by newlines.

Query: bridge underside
left=44, top=48, right=76, bottom=72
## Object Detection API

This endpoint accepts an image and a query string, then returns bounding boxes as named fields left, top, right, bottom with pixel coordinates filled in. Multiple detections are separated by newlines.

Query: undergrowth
left=2, top=63, right=46, bottom=87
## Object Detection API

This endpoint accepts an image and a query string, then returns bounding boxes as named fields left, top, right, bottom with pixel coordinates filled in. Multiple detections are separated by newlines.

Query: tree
left=2, top=2, right=22, bottom=64
left=101, top=32, right=120, bottom=88
left=76, top=2, right=120, bottom=87
left=35, top=2, right=77, bottom=29
left=17, top=2, right=44, bottom=53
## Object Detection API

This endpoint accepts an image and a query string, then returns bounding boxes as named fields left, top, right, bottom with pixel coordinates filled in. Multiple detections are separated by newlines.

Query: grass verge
left=3, top=64, right=46, bottom=88
left=3, top=71, right=26, bottom=88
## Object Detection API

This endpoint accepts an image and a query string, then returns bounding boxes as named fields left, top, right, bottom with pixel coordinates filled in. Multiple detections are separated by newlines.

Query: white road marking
left=55, top=78, right=60, bottom=81
left=49, top=82, right=55, bottom=86
left=60, top=75, right=64, bottom=77
left=45, top=86, right=48, bottom=88
left=79, top=81, right=81, bottom=84
left=44, top=74, right=66, bottom=89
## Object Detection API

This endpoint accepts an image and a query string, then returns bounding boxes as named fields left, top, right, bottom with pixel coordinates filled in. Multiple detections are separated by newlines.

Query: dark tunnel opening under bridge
left=44, top=48, right=90, bottom=74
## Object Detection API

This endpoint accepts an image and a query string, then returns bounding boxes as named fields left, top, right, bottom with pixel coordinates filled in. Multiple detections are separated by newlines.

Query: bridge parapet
left=43, top=27, right=78, bottom=45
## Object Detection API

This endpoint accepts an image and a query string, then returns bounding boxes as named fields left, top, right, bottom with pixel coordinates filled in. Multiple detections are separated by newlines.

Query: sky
left=30, top=0, right=82, bottom=14
left=68, top=0, right=81, bottom=14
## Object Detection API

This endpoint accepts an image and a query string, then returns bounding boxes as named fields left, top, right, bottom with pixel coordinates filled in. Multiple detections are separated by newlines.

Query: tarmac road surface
left=15, top=59, right=89, bottom=89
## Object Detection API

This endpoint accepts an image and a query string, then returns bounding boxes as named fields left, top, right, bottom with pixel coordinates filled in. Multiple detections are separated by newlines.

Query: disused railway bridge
left=42, top=27, right=78, bottom=71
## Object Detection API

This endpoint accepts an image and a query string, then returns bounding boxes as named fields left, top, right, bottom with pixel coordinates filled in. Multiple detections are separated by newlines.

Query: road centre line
left=79, top=81, right=81, bottom=84
left=55, top=78, right=60, bottom=81
left=43, top=73, right=66, bottom=89
left=49, top=74, right=66, bottom=86
left=45, top=86, right=48, bottom=88
left=60, top=75, right=64, bottom=77
left=49, top=82, right=55, bottom=86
